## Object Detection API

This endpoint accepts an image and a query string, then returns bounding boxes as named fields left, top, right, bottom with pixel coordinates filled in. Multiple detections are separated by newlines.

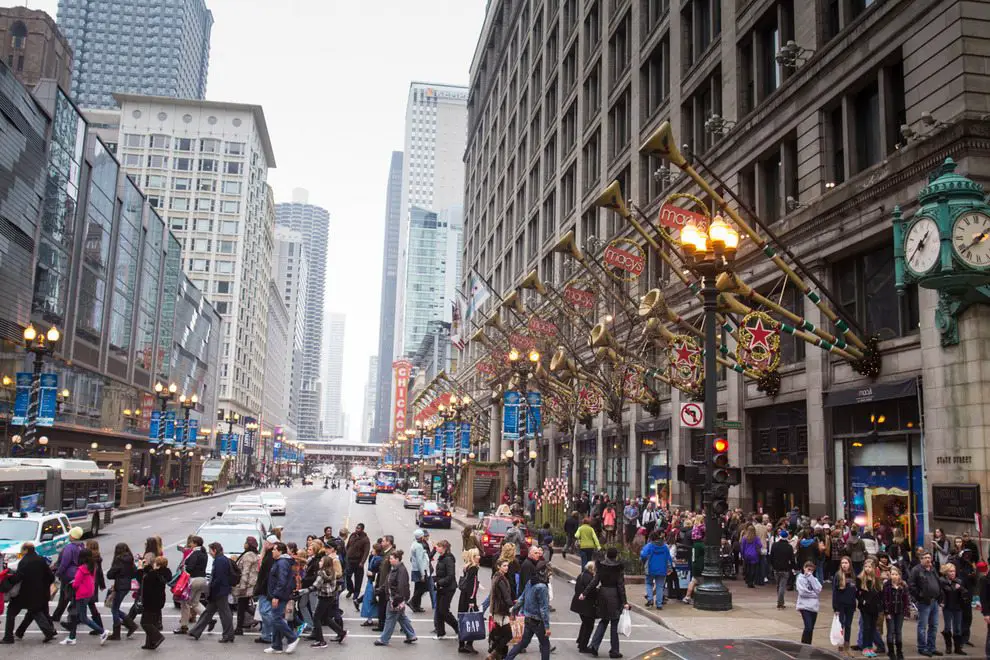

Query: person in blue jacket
left=188, top=542, right=236, bottom=642
left=267, top=542, right=301, bottom=654
left=640, top=531, right=673, bottom=609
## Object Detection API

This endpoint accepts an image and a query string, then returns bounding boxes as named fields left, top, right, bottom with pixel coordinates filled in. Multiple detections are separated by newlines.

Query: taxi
left=0, top=510, right=72, bottom=570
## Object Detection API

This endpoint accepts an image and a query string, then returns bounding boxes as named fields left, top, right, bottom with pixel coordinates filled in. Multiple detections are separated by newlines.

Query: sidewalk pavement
left=114, top=485, right=256, bottom=520
left=449, top=508, right=987, bottom=657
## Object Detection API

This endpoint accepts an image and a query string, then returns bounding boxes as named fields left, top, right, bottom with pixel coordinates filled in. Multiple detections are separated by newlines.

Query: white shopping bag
left=829, top=613, right=844, bottom=646
left=619, top=610, right=632, bottom=638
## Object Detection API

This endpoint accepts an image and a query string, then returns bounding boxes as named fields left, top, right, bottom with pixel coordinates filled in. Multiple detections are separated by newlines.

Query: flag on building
left=464, top=270, right=491, bottom=322
left=451, top=298, right=465, bottom=350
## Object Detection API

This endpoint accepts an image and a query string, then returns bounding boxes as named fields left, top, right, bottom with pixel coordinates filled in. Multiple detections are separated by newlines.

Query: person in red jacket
left=61, top=548, right=108, bottom=645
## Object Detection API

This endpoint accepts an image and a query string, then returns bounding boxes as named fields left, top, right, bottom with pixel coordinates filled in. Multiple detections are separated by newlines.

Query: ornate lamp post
left=678, top=216, right=738, bottom=612
left=245, top=420, right=259, bottom=483
left=20, top=324, right=61, bottom=451
left=178, top=394, right=198, bottom=490
left=506, top=348, right=541, bottom=501
left=150, top=381, right=177, bottom=491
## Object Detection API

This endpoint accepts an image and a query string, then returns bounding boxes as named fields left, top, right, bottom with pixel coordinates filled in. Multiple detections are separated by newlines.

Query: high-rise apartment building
left=371, top=151, right=403, bottom=444
left=393, top=82, right=468, bottom=357
left=274, top=226, right=308, bottom=430
left=262, top=280, right=290, bottom=430
left=56, top=0, right=212, bottom=109
left=462, top=0, right=990, bottom=528
left=0, top=7, right=72, bottom=92
left=112, top=93, right=276, bottom=433
left=322, top=312, right=345, bottom=438
left=361, top=355, right=378, bottom=444
left=275, top=189, right=329, bottom=443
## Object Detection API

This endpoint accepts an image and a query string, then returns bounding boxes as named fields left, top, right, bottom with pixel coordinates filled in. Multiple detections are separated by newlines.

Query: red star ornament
left=746, top=317, right=775, bottom=351
left=673, top=342, right=696, bottom=366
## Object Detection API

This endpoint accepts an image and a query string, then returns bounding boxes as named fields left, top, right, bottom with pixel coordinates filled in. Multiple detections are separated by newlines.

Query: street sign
left=716, top=419, right=743, bottom=430
left=679, top=402, right=703, bottom=428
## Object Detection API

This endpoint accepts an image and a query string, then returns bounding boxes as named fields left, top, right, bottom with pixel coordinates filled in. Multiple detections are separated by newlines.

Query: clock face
left=904, top=217, right=940, bottom=275
left=952, top=211, right=990, bottom=268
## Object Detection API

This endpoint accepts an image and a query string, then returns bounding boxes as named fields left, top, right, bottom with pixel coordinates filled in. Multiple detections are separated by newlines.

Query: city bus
left=375, top=469, right=398, bottom=493
left=0, top=458, right=116, bottom=536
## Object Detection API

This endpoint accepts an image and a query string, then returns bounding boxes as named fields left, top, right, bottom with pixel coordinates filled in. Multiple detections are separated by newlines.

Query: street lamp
left=502, top=447, right=537, bottom=500
left=678, top=215, right=738, bottom=612
left=19, top=324, right=61, bottom=452
left=244, top=420, right=259, bottom=483
left=177, top=394, right=198, bottom=491
left=152, top=381, right=177, bottom=491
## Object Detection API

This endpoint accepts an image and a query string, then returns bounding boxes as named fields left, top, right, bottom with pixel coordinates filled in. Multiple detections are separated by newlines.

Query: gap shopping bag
left=458, top=610, right=487, bottom=642
left=829, top=613, right=844, bottom=646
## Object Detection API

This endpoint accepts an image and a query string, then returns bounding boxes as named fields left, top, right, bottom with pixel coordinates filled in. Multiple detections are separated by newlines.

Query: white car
left=403, top=488, right=424, bottom=509
left=260, top=491, right=287, bottom=516
left=220, top=504, right=274, bottom=535
left=180, top=520, right=263, bottom=577
left=233, top=494, right=263, bottom=507
left=0, top=511, right=72, bottom=570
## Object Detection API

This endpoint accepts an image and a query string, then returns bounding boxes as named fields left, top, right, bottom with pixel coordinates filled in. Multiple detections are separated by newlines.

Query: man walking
left=506, top=568, right=552, bottom=660
left=640, top=531, right=672, bottom=609
left=253, top=534, right=277, bottom=646
left=266, top=543, right=300, bottom=654
left=52, top=527, right=85, bottom=624
left=769, top=530, right=795, bottom=609
left=375, top=535, right=396, bottom=632
left=623, top=500, right=640, bottom=545
left=0, top=542, right=57, bottom=643
left=909, top=551, right=943, bottom=657
left=345, top=523, right=371, bottom=603
left=188, top=542, right=235, bottom=642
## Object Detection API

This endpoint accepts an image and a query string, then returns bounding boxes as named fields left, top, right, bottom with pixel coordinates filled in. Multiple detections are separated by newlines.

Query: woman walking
left=174, top=536, right=207, bottom=635
left=124, top=536, right=163, bottom=632
left=833, top=556, right=858, bottom=657
left=582, top=547, right=629, bottom=659
left=360, top=543, right=383, bottom=625
left=883, top=566, right=909, bottom=660
left=457, top=548, right=481, bottom=654
left=84, top=540, right=106, bottom=634
left=60, top=548, right=108, bottom=645
left=576, top=517, right=601, bottom=569
left=492, top=544, right=521, bottom=600
left=740, top=525, right=762, bottom=588
left=310, top=554, right=347, bottom=647
left=796, top=561, right=822, bottom=645
left=232, top=537, right=260, bottom=635
left=940, top=562, right=968, bottom=655
left=487, top=558, right=514, bottom=660
left=374, top=550, right=417, bottom=646
left=140, top=557, right=171, bottom=650
left=857, top=559, right=884, bottom=658
left=571, top=561, right=598, bottom=653
left=106, top=543, right=138, bottom=640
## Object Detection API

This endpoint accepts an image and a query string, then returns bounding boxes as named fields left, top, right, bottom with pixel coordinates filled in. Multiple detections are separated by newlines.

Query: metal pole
left=24, top=352, right=43, bottom=449
left=694, top=273, right=732, bottom=611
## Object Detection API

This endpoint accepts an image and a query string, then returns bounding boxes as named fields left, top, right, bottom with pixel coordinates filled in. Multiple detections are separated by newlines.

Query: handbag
left=509, top=616, right=525, bottom=645
left=103, top=592, right=114, bottom=610
left=458, top=610, right=487, bottom=642
left=171, top=571, right=191, bottom=600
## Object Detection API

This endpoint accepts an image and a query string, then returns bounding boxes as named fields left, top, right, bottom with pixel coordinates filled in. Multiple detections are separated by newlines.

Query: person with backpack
left=187, top=542, right=237, bottom=642
left=232, top=536, right=260, bottom=636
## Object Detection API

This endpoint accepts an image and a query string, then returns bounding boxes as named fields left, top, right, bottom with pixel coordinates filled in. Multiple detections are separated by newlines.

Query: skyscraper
left=371, top=151, right=402, bottom=445
left=275, top=189, right=329, bottom=443
left=322, top=313, right=345, bottom=438
left=393, top=82, right=468, bottom=357
left=361, top=355, right=378, bottom=444
left=112, top=93, right=275, bottom=429
left=274, top=226, right=308, bottom=433
left=56, top=0, right=212, bottom=109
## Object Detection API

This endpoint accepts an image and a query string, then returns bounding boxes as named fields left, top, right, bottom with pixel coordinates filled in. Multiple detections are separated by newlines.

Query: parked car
left=403, top=488, right=424, bottom=509
left=260, top=491, right=287, bottom=515
left=220, top=504, right=274, bottom=535
left=631, top=639, right=844, bottom=659
left=473, top=515, right=533, bottom=565
left=415, top=501, right=452, bottom=529
left=233, top=494, right=263, bottom=507
left=355, top=482, right=377, bottom=504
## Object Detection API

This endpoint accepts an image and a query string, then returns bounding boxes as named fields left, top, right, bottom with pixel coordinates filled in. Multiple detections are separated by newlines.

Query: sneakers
left=60, top=638, right=77, bottom=645
left=311, top=641, right=328, bottom=648
left=404, top=637, right=418, bottom=644
left=681, top=597, right=692, bottom=604
left=263, top=648, right=284, bottom=654
left=285, top=637, right=300, bottom=654
left=374, top=640, right=388, bottom=646
left=100, top=630, right=110, bottom=645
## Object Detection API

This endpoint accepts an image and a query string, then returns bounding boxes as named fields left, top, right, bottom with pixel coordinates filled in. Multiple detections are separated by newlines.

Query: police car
left=0, top=510, right=72, bottom=570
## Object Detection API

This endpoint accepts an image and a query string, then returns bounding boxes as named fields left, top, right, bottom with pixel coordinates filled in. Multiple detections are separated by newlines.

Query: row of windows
left=124, top=154, right=245, bottom=174
left=123, top=134, right=245, bottom=155
left=144, top=175, right=241, bottom=195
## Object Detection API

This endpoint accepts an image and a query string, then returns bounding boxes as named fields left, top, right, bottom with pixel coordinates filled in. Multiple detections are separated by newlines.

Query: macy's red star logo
left=673, top=341, right=698, bottom=365
left=746, top=318, right=775, bottom=351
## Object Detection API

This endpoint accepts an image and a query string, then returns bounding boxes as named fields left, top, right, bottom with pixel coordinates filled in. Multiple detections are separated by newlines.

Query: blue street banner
left=164, top=410, right=176, bottom=443
left=19, top=492, right=39, bottom=512
left=11, top=372, right=31, bottom=425
left=460, top=421, right=471, bottom=453
left=273, top=440, right=282, bottom=460
left=503, top=390, right=521, bottom=440
left=385, top=452, right=393, bottom=464
left=444, top=421, right=456, bottom=457
left=412, top=436, right=420, bottom=458
left=219, top=433, right=228, bottom=454
left=434, top=426, right=443, bottom=455
left=229, top=434, right=239, bottom=455
left=187, top=419, right=199, bottom=445
left=175, top=418, right=186, bottom=445
left=37, top=373, right=57, bottom=426
left=526, top=391, right=542, bottom=436
left=149, top=410, right=161, bottom=441
left=423, top=433, right=432, bottom=458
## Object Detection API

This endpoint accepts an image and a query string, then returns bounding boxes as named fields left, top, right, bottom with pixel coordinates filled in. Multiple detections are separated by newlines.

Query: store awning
left=636, top=418, right=671, bottom=434
left=823, top=378, right=918, bottom=408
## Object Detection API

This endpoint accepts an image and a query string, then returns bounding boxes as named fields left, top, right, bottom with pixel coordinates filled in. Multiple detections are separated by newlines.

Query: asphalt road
left=7, top=482, right=681, bottom=658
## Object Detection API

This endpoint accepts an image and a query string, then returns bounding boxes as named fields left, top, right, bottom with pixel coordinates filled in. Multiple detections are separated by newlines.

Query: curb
left=114, top=486, right=257, bottom=520
left=449, top=511, right=683, bottom=637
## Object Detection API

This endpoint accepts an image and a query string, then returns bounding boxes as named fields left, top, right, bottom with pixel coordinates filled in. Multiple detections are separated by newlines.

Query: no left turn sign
left=680, top=402, right=704, bottom=428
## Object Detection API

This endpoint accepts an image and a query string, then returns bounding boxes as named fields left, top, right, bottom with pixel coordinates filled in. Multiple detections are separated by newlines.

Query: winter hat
left=69, top=526, right=83, bottom=540
left=779, top=530, right=789, bottom=539
left=976, top=561, right=988, bottom=574
left=413, top=529, right=425, bottom=540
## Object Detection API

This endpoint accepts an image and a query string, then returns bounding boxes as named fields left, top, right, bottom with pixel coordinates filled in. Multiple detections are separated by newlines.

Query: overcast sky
left=29, top=0, right=486, bottom=438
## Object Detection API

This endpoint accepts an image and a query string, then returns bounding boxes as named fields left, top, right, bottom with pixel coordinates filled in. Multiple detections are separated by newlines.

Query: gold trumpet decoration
left=640, top=121, right=869, bottom=354
left=501, top=290, right=526, bottom=317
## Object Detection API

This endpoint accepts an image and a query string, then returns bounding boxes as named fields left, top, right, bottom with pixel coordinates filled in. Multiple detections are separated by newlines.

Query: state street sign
left=679, top=402, right=703, bottom=428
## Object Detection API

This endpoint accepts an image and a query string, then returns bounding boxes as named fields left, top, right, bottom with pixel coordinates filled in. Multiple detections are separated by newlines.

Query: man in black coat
left=1, top=542, right=57, bottom=643
left=769, top=530, right=796, bottom=609
left=432, top=539, right=458, bottom=638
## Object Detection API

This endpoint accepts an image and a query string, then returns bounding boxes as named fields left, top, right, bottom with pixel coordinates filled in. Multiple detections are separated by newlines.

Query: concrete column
left=725, top=330, right=747, bottom=511
left=669, top=383, right=685, bottom=506
left=841, top=95, right=855, bottom=179
left=595, top=414, right=605, bottom=495
left=489, top=402, right=502, bottom=461
left=804, top=273, right=830, bottom=517
left=627, top=407, right=639, bottom=499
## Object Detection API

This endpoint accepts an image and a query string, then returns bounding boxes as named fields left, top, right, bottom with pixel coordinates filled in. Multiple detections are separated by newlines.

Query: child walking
left=882, top=566, right=909, bottom=660
left=60, top=548, right=109, bottom=645
left=795, top=561, right=822, bottom=645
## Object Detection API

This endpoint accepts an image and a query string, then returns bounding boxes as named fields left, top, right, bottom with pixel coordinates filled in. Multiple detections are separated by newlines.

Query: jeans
left=579, top=548, right=595, bottom=568
left=111, top=588, right=129, bottom=625
left=886, top=613, right=904, bottom=649
left=590, top=616, right=620, bottom=655
left=434, top=590, right=458, bottom=636
left=815, top=559, right=825, bottom=583
left=379, top=603, right=416, bottom=643
left=860, top=611, right=878, bottom=651
left=836, top=604, right=856, bottom=645
left=68, top=599, right=104, bottom=639
left=916, top=601, right=939, bottom=653
left=743, top=561, right=759, bottom=587
left=576, top=615, right=595, bottom=650
left=775, top=571, right=790, bottom=607
left=799, top=609, right=817, bottom=645
left=943, top=608, right=962, bottom=636
left=269, top=599, right=298, bottom=651
left=645, top=574, right=664, bottom=607
left=257, top=595, right=274, bottom=642
left=298, top=591, right=316, bottom=630
left=505, top=617, right=550, bottom=660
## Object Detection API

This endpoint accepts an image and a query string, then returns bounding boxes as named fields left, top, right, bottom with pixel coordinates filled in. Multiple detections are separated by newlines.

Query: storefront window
left=578, top=436, right=597, bottom=495
left=604, top=436, right=627, bottom=500
left=751, top=402, right=808, bottom=465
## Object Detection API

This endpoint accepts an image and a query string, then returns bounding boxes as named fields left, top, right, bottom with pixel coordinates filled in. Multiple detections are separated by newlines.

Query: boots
left=953, top=635, right=966, bottom=655
left=108, top=623, right=121, bottom=641
left=123, top=617, right=138, bottom=638
left=943, top=631, right=953, bottom=655
left=896, top=642, right=904, bottom=660
left=844, top=642, right=852, bottom=658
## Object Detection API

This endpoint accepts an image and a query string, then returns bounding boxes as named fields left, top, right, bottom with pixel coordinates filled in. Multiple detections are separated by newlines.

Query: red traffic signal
left=713, top=437, right=728, bottom=453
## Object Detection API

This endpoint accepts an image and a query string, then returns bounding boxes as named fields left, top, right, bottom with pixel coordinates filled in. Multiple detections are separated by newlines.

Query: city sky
left=29, top=0, right=487, bottom=437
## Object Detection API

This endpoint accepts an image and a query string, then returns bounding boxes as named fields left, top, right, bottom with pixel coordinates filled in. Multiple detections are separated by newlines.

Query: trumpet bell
left=594, top=346, right=621, bottom=364
left=638, top=289, right=667, bottom=318
left=549, top=346, right=568, bottom=373
left=593, top=181, right=630, bottom=218
left=519, top=270, right=547, bottom=296
left=642, top=317, right=662, bottom=339
left=490, top=383, right=503, bottom=404
left=715, top=271, right=741, bottom=293
left=552, top=230, right=584, bottom=261
left=485, top=311, right=504, bottom=331
left=589, top=321, right=616, bottom=349
left=640, top=121, right=687, bottom=167
left=534, top=362, right=549, bottom=381
left=470, top=328, right=491, bottom=347
left=502, top=290, right=525, bottom=316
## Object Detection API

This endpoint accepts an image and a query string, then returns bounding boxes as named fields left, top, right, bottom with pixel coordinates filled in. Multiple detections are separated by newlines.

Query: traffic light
left=711, top=437, right=730, bottom=515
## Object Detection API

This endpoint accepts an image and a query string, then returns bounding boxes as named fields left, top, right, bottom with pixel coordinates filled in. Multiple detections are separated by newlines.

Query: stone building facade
left=461, top=0, right=990, bottom=545
left=0, top=7, right=72, bottom=92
